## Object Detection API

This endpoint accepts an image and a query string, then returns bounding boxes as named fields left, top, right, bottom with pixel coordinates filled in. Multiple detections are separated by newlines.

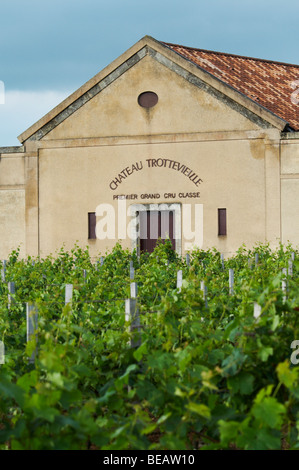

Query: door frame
left=129, top=203, right=182, bottom=256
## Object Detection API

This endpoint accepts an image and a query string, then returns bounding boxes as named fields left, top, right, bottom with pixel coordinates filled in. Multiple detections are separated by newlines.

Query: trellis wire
left=2, top=254, right=298, bottom=364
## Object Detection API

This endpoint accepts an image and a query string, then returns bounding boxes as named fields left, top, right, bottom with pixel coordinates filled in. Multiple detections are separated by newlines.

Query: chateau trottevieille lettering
left=109, top=161, right=143, bottom=190
left=146, top=158, right=203, bottom=186
left=109, top=158, right=203, bottom=190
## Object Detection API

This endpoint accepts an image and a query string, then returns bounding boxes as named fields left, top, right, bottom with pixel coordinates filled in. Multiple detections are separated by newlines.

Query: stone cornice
left=0, top=146, right=25, bottom=154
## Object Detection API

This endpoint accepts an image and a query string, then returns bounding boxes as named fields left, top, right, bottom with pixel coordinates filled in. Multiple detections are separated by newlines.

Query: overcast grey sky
left=0, top=0, right=298, bottom=145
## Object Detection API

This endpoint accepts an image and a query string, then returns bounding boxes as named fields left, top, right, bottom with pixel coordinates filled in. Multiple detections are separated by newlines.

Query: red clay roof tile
left=163, top=42, right=299, bottom=130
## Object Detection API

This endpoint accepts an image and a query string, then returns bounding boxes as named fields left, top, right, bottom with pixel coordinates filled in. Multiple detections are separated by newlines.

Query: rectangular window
left=88, top=212, right=96, bottom=239
left=218, top=208, right=227, bottom=236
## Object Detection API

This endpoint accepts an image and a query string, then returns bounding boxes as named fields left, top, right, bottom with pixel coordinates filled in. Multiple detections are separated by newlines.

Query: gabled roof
left=163, top=42, right=299, bottom=131
left=18, top=36, right=298, bottom=143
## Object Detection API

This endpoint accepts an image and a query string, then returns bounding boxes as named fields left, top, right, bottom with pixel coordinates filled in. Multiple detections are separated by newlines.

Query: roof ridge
left=162, top=41, right=299, bottom=68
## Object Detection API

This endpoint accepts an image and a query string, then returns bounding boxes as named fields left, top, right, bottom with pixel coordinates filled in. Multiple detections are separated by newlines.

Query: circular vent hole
left=138, top=91, right=158, bottom=108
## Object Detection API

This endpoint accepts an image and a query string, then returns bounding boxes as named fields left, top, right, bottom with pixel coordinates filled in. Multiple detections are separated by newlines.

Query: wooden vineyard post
left=221, top=254, right=225, bottom=271
left=65, top=284, right=73, bottom=306
left=229, top=269, right=234, bottom=296
left=1, top=260, right=6, bottom=282
left=282, top=268, right=287, bottom=303
left=0, top=340, right=4, bottom=364
left=8, top=282, right=15, bottom=309
left=200, top=281, right=208, bottom=308
left=254, top=302, right=262, bottom=319
left=186, top=253, right=190, bottom=267
left=26, top=303, right=38, bottom=364
left=130, top=261, right=135, bottom=280
left=125, top=282, right=141, bottom=348
left=255, top=253, right=259, bottom=268
left=288, top=259, right=293, bottom=277
left=83, top=269, right=87, bottom=283
left=130, top=282, right=138, bottom=299
left=96, top=256, right=105, bottom=270
left=177, top=270, right=183, bottom=293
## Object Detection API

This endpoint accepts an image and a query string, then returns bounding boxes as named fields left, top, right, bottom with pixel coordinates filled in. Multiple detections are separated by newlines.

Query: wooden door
left=139, top=210, right=175, bottom=253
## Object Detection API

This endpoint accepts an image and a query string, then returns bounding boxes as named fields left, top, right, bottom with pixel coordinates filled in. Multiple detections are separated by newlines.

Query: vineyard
left=0, top=240, right=299, bottom=450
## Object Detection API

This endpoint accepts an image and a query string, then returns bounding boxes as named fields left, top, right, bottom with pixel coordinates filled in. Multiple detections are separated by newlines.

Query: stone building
left=0, top=36, right=299, bottom=259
